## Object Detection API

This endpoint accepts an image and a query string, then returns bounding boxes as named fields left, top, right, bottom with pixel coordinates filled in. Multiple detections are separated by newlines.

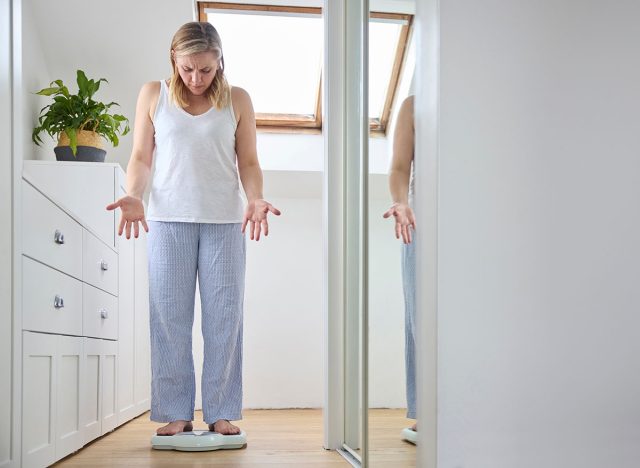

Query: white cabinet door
left=55, top=335, right=83, bottom=460
left=81, top=338, right=119, bottom=441
left=101, top=340, right=118, bottom=434
left=81, top=338, right=101, bottom=444
left=22, top=332, right=57, bottom=468
left=134, top=230, right=151, bottom=413
left=117, top=217, right=136, bottom=425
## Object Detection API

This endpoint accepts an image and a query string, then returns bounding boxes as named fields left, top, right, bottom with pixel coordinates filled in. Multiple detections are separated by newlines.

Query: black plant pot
left=54, top=145, right=107, bottom=162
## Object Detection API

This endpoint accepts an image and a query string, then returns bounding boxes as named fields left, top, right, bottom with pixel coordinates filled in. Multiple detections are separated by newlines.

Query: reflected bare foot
left=209, top=419, right=241, bottom=435
left=411, top=422, right=417, bottom=431
left=156, top=420, right=193, bottom=435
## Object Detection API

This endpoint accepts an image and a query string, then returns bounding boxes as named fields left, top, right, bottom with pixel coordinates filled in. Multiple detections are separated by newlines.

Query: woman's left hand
left=242, top=199, right=281, bottom=241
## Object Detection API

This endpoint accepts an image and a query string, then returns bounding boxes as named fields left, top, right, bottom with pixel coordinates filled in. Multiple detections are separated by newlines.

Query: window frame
left=369, top=12, right=414, bottom=136
left=198, top=2, right=323, bottom=133
left=197, top=2, right=413, bottom=135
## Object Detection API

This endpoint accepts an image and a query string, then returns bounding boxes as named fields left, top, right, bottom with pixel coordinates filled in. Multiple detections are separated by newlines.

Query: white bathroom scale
left=151, top=430, right=247, bottom=451
left=401, top=427, right=417, bottom=445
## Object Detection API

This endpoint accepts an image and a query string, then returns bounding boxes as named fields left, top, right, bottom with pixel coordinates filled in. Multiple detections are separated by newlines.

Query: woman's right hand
left=383, top=202, right=416, bottom=244
left=106, top=195, right=149, bottom=239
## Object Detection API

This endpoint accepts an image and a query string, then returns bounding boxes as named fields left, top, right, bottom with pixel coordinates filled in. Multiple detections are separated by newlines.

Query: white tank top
left=147, top=80, right=244, bottom=223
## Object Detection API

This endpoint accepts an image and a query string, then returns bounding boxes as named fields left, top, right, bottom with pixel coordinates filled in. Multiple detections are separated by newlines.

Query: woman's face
left=174, top=51, right=219, bottom=96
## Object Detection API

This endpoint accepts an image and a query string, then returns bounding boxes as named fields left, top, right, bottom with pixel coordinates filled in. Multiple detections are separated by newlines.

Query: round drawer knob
left=54, top=295, right=64, bottom=308
left=100, top=260, right=109, bottom=271
left=100, top=309, right=109, bottom=319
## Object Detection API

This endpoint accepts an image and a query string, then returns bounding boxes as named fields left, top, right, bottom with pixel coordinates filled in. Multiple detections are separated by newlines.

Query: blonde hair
left=169, top=22, right=231, bottom=109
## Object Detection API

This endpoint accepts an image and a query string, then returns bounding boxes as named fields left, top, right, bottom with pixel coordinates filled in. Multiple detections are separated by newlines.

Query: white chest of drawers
left=17, top=161, right=150, bottom=468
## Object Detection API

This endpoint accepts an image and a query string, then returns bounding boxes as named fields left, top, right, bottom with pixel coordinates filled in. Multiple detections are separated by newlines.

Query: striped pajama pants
left=147, top=221, right=245, bottom=424
left=402, top=239, right=417, bottom=420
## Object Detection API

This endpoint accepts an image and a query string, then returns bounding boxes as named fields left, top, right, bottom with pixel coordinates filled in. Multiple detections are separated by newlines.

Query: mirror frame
left=323, top=0, right=369, bottom=465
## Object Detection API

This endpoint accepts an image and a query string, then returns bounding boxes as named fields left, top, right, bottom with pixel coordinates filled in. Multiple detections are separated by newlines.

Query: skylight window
left=199, top=3, right=323, bottom=131
left=369, top=13, right=413, bottom=134
left=198, top=3, right=413, bottom=135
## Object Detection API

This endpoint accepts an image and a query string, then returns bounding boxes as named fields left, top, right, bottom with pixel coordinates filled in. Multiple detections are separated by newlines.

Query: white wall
left=1, top=0, right=14, bottom=464
left=26, top=0, right=193, bottom=162
left=190, top=173, right=407, bottom=410
left=195, top=194, right=324, bottom=409
left=22, top=0, right=52, bottom=160
left=432, top=0, right=640, bottom=466
left=368, top=190, right=407, bottom=409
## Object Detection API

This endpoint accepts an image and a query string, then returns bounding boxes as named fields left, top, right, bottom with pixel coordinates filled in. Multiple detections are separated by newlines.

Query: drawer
left=22, top=181, right=83, bottom=280
left=83, top=229, right=118, bottom=295
left=23, top=163, right=116, bottom=247
left=22, top=256, right=83, bottom=335
left=83, top=283, right=118, bottom=340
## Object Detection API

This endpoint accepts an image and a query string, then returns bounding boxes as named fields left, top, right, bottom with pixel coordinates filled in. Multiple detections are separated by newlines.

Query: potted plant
left=32, top=69, right=130, bottom=162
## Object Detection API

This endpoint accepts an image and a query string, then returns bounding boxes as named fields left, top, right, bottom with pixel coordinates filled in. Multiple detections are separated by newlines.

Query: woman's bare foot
left=208, top=419, right=241, bottom=435
left=156, top=420, right=193, bottom=435
left=411, top=422, right=417, bottom=431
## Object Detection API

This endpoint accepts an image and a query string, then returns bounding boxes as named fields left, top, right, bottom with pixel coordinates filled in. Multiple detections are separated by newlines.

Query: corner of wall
left=21, top=0, right=54, bottom=161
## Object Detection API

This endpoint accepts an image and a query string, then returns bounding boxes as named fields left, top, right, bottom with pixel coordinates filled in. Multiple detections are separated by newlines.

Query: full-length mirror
left=367, top=0, right=417, bottom=466
left=342, top=0, right=368, bottom=463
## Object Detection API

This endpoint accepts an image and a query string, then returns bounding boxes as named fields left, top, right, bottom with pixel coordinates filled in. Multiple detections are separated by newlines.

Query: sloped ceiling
left=29, top=0, right=192, bottom=82
left=28, top=0, right=411, bottom=91
left=26, top=0, right=195, bottom=164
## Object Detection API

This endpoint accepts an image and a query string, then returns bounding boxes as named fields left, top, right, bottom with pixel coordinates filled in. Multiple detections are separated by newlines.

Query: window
left=198, top=3, right=413, bottom=135
left=369, top=12, right=413, bottom=135
left=198, top=2, right=323, bottom=132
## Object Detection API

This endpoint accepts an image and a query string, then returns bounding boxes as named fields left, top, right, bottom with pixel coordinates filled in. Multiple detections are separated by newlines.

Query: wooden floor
left=54, top=409, right=349, bottom=467
left=53, top=408, right=416, bottom=467
left=368, top=409, right=416, bottom=467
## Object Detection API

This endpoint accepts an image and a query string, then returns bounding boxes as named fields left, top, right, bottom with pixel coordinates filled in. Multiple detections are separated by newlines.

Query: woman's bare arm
left=106, top=82, right=158, bottom=238
left=389, top=95, right=415, bottom=205
left=232, top=86, right=281, bottom=241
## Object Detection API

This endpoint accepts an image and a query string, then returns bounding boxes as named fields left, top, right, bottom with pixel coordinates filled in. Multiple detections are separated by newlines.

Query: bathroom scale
left=401, top=427, right=417, bottom=445
left=151, top=430, right=247, bottom=451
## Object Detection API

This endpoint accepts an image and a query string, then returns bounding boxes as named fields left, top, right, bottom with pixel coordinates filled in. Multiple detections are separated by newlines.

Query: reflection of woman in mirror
left=107, top=22, right=280, bottom=437
left=383, top=95, right=417, bottom=433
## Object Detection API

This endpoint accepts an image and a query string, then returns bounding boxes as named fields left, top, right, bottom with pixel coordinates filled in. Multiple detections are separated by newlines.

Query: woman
left=383, top=95, right=417, bottom=433
left=107, top=22, right=280, bottom=436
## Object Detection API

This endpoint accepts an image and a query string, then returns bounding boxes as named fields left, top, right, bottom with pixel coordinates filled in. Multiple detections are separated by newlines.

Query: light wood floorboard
left=53, top=408, right=416, bottom=467
left=54, top=409, right=349, bottom=467
left=368, top=408, right=417, bottom=467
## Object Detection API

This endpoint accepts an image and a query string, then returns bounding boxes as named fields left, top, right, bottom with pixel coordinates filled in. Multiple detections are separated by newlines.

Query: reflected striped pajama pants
left=147, top=221, right=245, bottom=424
left=402, top=239, right=417, bottom=420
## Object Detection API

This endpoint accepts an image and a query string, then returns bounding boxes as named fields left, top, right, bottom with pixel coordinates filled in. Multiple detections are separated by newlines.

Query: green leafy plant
left=32, top=69, right=130, bottom=155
